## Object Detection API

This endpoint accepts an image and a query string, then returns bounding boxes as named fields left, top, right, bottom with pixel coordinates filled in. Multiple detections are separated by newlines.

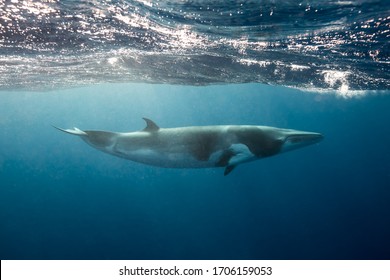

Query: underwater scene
left=0, top=0, right=389, bottom=260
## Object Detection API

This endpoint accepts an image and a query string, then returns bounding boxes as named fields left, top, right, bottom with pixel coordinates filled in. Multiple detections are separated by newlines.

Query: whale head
left=278, top=129, right=323, bottom=153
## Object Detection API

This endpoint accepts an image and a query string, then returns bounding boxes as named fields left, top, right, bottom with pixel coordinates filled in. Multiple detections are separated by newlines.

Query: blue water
left=0, top=0, right=390, bottom=260
left=1, top=83, right=390, bottom=260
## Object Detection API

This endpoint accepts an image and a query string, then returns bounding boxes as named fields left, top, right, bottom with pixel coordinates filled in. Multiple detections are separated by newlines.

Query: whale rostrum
left=54, top=118, right=323, bottom=175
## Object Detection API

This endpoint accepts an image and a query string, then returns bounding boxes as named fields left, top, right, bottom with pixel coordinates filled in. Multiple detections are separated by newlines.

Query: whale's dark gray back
left=180, top=129, right=222, bottom=162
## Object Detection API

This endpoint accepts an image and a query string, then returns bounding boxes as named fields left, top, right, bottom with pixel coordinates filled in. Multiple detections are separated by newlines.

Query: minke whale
left=54, top=118, right=323, bottom=176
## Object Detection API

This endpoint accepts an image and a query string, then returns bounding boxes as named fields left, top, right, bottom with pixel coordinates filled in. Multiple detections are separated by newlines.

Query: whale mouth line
left=281, top=133, right=324, bottom=153
left=285, top=133, right=324, bottom=144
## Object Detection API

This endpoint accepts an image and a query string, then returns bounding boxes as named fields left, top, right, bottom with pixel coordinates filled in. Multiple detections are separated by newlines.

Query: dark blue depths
left=0, top=84, right=389, bottom=260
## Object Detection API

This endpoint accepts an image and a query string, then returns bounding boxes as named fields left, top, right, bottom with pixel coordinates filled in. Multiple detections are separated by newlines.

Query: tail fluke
left=52, top=125, right=87, bottom=136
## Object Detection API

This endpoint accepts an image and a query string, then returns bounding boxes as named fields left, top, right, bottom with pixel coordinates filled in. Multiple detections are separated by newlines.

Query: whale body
left=54, top=118, right=323, bottom=175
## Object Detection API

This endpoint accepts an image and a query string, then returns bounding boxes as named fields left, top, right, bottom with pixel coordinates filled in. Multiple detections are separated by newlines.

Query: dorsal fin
left=142, top=118, right=160, bottom=132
